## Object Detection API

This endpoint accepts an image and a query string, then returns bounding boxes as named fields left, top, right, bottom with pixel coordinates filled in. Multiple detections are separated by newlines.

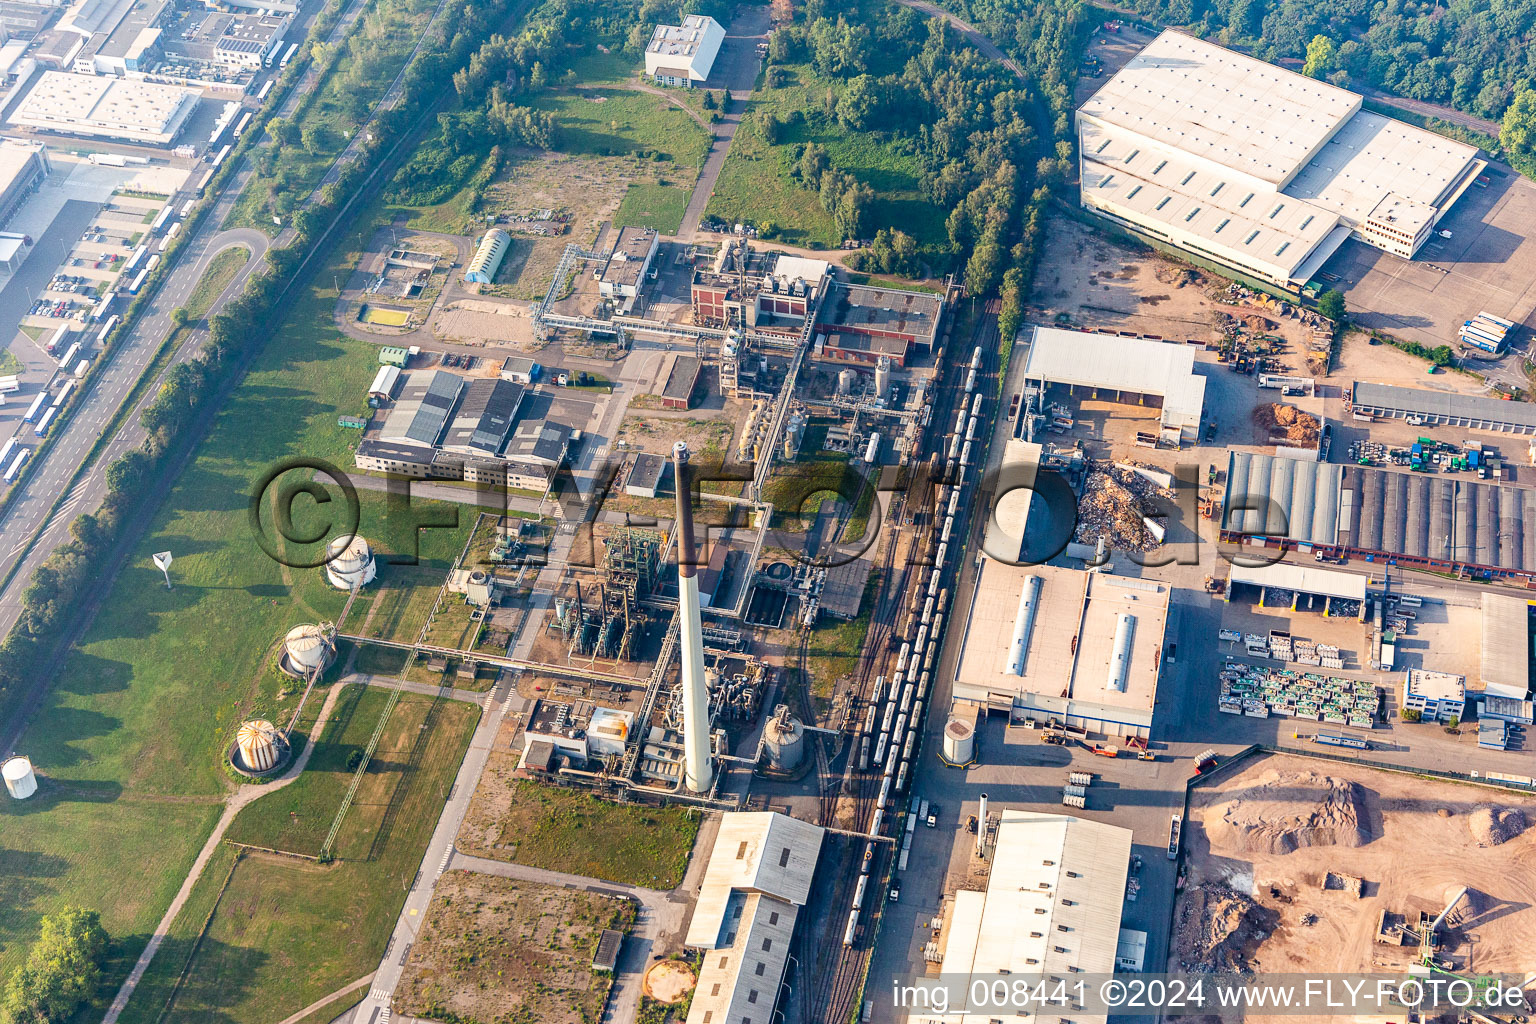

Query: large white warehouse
left=1077, top=31, right=1484, bottom=291
left=952, top=561, right=1168, bottom=738
left=644, top=14, right=723, bottom=87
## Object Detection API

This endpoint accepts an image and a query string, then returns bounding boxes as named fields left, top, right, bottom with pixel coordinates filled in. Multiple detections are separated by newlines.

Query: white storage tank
left=3, top=755, right=37, bottom=799
left=236, top=720, right=283, bottom=773
left=325, top=534, right=377, bottom=590
left=762, top=704, right=806, bottom=771
left=283, top=623, right=336, bottom=674
left=837, top=368, right=859, bottom=395
left=874, top=355, right=891, bottom=399
left=942, top=716, right=975, bottom=764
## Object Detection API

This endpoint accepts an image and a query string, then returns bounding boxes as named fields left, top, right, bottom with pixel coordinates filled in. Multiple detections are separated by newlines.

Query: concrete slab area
left=1324, top=167, right=1536, bottom=360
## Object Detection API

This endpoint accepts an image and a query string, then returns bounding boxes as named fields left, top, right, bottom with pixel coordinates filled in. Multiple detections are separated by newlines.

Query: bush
left=1400, top=707, right=1422, bottom=723
left=1, top=907, right=108, bottom=1024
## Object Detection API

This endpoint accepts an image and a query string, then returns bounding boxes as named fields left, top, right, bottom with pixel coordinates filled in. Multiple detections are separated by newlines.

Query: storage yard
left=1175, top=753, right=1536, bottom=978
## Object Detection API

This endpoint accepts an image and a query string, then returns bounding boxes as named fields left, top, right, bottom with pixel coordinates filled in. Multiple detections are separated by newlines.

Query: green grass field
left=706, top=63, right=947, bottom=250
left=531, top=88, right=711, bottom=169
left=464, top=782, right=700, bottom=889
left=614, top=181, right=692, bottom=233
left=0, top=207, right=474, bottom=997
left=120, top=688, right=479, bottom=1024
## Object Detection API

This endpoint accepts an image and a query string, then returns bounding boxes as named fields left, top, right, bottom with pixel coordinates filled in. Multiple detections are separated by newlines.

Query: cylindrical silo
left=943, top=716, right=975, bottom=764
left=874, top=356, right=892, bottom=399
left=325, top=534, right=377, bottom=590
left=762, top=705, right=805, bottom=771
left=283, top=623, right=336, bottom=675
left=237, top=720, right=282, bottom=773
left=3, top=755, right=37, bottom=799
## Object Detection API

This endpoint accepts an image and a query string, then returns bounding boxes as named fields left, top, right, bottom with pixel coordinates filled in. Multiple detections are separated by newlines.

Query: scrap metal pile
left=1073, top=464, right=1170, bottom=552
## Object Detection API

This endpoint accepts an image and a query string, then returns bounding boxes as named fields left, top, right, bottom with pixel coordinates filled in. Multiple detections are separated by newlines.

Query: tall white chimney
left=976, top=792, right=988, bottom=857
left=673, top=442, right=715, bottom=794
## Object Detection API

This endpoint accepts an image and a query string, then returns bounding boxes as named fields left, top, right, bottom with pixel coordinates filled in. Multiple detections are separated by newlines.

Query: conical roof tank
left=284, top=623, right=335, bottom=671
left=762, top=704, right=805, bottom=771
left=325, top=534, right=377, bottom=590
left=237, top=720, right=282, bottom=772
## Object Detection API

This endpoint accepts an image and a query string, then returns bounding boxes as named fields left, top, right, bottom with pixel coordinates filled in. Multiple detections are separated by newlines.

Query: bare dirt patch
left=642, top=959, right=696, bottom=1003
left=1174, top=753, right=1536, bottom=987
left=394, top=869, right=633, bottom=1024
left=478, top=153, right=646, bottom=300
left=1205, top=768, right=1371, bottom=855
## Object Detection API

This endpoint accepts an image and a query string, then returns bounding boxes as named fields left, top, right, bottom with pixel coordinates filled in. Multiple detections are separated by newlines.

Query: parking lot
left=1323, top=165, right=1536, bottom=364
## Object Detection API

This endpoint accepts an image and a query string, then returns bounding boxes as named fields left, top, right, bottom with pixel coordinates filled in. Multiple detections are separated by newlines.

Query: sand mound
left=1207, top=769, right=1371, bottom=855
left=1252, top=403, right=1320, bottom=444
left=1173, top=884, right=1276, bottom=973
left=643, top=960, right=696, bottom=1003
left=1468, top=806, right=1526, bottom=847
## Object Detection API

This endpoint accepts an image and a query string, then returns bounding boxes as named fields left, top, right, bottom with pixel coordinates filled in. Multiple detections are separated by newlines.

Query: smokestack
left=976, top=792, right=988, bottom=857
left=673, top=442, right=714, bottom=794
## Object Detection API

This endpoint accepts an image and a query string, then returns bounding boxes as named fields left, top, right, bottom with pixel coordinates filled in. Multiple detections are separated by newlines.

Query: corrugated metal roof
left=1352, top=381, right=1536, bottom=431
left=1023, top=327, right=1206, bottom=426
left=1481, top=593, right=1531, bottom=699
left=1231, top=451, right=1536, bottom=574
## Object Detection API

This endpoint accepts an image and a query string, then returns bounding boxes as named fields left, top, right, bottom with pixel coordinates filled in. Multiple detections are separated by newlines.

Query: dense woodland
left=760, top=0, right=1085, bottom=342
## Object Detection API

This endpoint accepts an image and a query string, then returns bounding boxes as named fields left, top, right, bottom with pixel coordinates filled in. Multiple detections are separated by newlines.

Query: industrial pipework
left=674, top=442, right=716, bottom=794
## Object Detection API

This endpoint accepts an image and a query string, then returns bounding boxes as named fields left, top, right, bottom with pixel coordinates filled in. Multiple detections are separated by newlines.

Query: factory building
left=813, top=281, right=943, bottom=367
left=358, top=369, right=568, bottom=488
left=11, top=71, right=197, bottom=144
left=1350, top=382, right=1536, bottom=436
left=656, top=352, right=700, bottom=410
left=499, top=355, right=540, bottom=384
left=952, top=561, right=1167, bottom=738
left=598, top=226, right=658, bottom=303
left=1022, top=327, right=1207, bottom=445
left=644, top=14, right=723, bottom=88
left=625, top=452, right=666, bottom=498
left=1480, top=594, right=1532, bottom=703
left=439, top=378, right=525, bottom=457
left=1077, top=31, right=1483, bottom=292
left=684, top=811, right=825, bottom=1024
left=464, top=228, right=509, bottom=284
left=0, top=140, right=45, bottom=227
left=691, top=244, right=830, bottom=337
left=210, top=13, right=286, bottom=69
left=1222, top=450, right=1536, bottom=580
left=1224, top=562, right=1366, bottom=618
left=380, top=369, right=462, bottom=447
left=72, top=0, right=167, bottom=75
left=918, top=811, right=1134, bottom=1024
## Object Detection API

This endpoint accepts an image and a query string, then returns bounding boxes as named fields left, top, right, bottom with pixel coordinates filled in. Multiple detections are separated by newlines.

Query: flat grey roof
left=821, top=282, right=942, bottom=344
left=1481, top=593, right=1531, bottom=699
left=1352, top=381, right=1536, bottom=431
left=628, top=452, right=665, bottom=490
left=662, top=354, right=700, bottom=400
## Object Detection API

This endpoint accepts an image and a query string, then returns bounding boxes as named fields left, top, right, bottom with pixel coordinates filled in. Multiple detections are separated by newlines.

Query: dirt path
left=274, top=972, right=376, bottom=1024
left=100, top=682, right=350, bottom=1024
left=679, top=7, right=771, bottom=238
